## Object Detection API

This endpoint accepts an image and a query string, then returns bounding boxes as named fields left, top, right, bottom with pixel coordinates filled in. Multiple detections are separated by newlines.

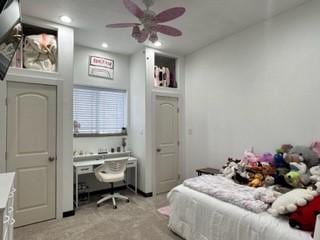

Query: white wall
left=185, top=0, right=320, bottom=177
left=73, top=45, right=131, bottom=192
left=73, top=45, right=130, bottom=154
left=74, top=45, right=129, bottom=90
left=129, top=50, right=149, bottom=193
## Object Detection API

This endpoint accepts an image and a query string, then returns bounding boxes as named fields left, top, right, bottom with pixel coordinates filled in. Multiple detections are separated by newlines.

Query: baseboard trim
left=63, top=210, right=75, bottom=218
left=139, top=190, right=153, bottom=198
left=127, top=184, right=153, bottom=197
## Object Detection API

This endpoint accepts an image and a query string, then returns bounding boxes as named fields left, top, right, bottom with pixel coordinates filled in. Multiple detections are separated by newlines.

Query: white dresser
left=0, top=173, right=15, bottom=240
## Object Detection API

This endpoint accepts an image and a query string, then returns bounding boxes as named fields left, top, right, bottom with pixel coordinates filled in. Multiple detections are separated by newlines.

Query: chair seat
left=96, top=171, right=125, bottom=183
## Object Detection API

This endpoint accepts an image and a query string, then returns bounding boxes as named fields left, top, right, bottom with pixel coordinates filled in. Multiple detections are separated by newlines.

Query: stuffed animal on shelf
left=248, top=173, right=264, bottom=188
left=268, top=188, right=318, bottom=217
left=289, top=195, right=320, bottom=235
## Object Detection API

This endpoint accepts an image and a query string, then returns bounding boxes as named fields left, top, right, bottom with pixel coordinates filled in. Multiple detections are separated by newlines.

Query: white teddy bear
left=268, top=188, right=317, bottom=217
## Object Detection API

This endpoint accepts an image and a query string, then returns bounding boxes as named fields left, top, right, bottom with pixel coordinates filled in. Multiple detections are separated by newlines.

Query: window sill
left=73, top=133, right=127, bottom=138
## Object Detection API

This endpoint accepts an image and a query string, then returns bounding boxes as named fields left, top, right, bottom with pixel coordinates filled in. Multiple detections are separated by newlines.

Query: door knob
left=156, top=148, right=162, bottom=153
left=48, top=157, right=55, bottom=162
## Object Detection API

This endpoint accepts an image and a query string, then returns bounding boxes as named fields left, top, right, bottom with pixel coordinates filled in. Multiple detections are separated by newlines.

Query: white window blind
left=73, top=86, right=127, bottom=135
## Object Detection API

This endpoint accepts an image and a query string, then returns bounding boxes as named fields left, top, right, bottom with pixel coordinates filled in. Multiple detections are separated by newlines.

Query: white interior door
left=7, top=82, right=56, bottom=227
left=155, top=96, right=179, bottom=194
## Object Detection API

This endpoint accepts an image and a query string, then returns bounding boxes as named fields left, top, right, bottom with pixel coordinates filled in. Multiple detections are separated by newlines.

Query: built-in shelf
left=10, top=22, right=58, bottom=74
left=154, top=53, right=178, bottom=89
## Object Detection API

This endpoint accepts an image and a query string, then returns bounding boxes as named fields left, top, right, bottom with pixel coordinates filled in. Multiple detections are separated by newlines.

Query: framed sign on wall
left=88, top=56, right=114, bottom=79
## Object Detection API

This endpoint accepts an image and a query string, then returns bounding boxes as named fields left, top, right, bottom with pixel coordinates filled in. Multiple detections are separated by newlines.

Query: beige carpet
left=15, top=190, right=182, bottom=240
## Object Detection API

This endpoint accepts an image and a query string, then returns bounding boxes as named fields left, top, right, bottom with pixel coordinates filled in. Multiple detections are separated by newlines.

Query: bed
left=167, top=185, right=312, bottom=240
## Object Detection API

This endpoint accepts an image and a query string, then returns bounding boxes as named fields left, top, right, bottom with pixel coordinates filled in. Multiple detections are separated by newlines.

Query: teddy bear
left=268, top=188, right=318, bottom=217
left=286, top=146, right=319, bottom=168
left=289, top=195, right=320, bottom=236
left=248, top=173, right=264, bottom=188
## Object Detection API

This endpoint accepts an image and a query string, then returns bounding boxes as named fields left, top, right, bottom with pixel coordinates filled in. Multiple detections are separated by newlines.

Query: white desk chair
left=94, top=158, right=129, bottom=209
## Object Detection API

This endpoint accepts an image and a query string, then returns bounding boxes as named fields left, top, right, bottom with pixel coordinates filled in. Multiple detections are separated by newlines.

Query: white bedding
left=168, top=185, right=312, bottom=240
left=184, top=175, right=275, bottom=213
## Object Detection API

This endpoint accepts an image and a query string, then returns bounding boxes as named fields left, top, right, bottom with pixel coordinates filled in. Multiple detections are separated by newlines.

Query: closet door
left=7, top=82, right=56, bottom=227
left=155, top=96, right=179, bottom=194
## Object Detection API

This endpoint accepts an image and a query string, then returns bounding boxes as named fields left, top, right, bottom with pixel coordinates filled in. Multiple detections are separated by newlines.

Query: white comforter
left=184, top=175, right=274, bottom=213
left=168, top=185, right=312, bottom=240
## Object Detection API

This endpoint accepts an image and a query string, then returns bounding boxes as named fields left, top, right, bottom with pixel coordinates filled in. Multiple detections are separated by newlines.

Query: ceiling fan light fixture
left=131, top=25, right=141, bottom=39
left=154, top=41, right=162, bottom=47
left=107, top=0, right=185, bottom=44
left=149, top=32, right=158, bottom=43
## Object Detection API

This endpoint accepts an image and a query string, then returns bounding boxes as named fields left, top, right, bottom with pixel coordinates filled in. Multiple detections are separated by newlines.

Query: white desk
left=73, top=156, right=138, bottom=208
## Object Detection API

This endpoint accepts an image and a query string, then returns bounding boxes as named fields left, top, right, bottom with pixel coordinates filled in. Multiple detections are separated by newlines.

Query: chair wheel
left=126, top=199, right=130, bottom=203
left=97, top=204, right=100, bottom=207
left=113, top=205, right=117, bottom=209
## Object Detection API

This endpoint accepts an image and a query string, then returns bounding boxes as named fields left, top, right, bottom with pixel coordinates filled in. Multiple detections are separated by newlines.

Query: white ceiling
left=21, top=0, right=310, bottom=55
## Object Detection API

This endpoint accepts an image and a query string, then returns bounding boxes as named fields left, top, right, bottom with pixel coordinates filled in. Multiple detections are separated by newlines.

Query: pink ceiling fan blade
left=106, top=23, right=140, bottom=28
left=155, top=7, right=186, bottom=23
left=138, top=29, right=149, bottom=43
left=123, top=0, right=145, bottom=18
left=153, top=25, right=182, bottom=36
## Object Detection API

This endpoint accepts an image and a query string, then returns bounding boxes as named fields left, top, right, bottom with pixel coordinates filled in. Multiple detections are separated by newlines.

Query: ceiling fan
left=106, top=0, right=186, bottom=44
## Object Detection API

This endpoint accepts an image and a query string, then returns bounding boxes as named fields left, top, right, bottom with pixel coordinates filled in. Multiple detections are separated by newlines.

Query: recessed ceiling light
left=154, top=41, right=162, bottom=47
left=102, top=43, right=109, bottom=48
left=60, top=15, right=72, bottom=23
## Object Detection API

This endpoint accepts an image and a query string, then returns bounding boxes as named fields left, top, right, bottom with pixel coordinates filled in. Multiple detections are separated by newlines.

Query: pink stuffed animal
left=311, top=141, right=320, bottom=158
left=241, top=150, right=260, bottom=166
left=258, top=153, right=274, bottom=165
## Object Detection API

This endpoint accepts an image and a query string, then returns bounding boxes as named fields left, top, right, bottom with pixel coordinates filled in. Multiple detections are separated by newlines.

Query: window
left=73, top=86, right=127, bottom=136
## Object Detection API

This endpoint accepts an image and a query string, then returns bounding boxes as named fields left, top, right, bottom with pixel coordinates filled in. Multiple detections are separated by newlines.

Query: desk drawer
left=77, top=166, right=93, bottom=175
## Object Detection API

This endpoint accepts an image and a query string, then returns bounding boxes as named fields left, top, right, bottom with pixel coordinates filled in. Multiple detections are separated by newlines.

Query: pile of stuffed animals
left=220, top=142, right=320, bottom=235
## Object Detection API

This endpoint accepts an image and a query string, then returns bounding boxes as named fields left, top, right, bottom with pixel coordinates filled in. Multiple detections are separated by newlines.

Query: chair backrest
left=95, top=158, right=128, bottom=176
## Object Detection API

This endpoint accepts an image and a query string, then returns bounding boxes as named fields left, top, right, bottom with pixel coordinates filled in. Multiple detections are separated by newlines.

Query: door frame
left=3, top=74, right=64, bottom=220
left=151, top=91, right=183, bottom=196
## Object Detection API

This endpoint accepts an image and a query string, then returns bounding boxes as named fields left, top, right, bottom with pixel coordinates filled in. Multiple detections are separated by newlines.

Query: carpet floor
left=14, top=190, right=182, bottom=240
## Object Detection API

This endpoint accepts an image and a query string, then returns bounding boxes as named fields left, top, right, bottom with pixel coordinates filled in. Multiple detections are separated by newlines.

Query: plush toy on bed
left=286, top=146, right=319, bottom=168
left=249, top=173, right=264, bottom=188
left=268, top=188, right=318, bottom=217
left=241, top=150, right=260, bottom=167
left=310, top=166, right=320, bottom=182
left=289, top=195, right=320, bottom=236
left=273, top=150, right=290, bottom=169
left=221, top=158, right=240, bottom=179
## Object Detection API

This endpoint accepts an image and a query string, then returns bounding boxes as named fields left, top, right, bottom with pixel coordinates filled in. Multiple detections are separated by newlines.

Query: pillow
left=268, top=189, right=317, bottom=217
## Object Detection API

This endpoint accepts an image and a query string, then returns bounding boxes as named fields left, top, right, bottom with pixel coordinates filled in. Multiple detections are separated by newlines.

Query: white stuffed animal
left=310, top=166, right=320, bottom=182
left=268, top=188, right=317, bottom=217
left=222, top=162, right=237, bottom=179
